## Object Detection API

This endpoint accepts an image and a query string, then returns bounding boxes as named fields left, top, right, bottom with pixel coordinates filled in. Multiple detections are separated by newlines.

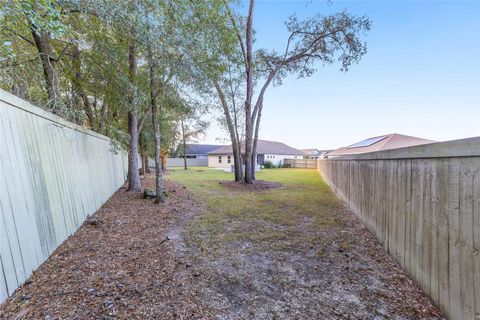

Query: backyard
left=0, top=168, right=443, bottom=319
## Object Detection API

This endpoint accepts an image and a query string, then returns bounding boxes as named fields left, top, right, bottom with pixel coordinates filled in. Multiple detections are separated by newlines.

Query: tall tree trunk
left=144, top=154, right=151, bottom=174
left=147, top=40, right=164, bottom=203
left=151, top=101, right=163, bottom=203
left=251, top=101, right=263, bottom=180
left=31, top=29, right=62, bottom=113
left=127, top=42, right=141, bottom=192
left=243, top=0, right=255, bottom=184
left=213, top=81, right=242, bottom=181
left=181, top=117, right=187, bottom=170
left=138, top=131, right=146, bottom=176
left=128, top=111, right=141, bottom=191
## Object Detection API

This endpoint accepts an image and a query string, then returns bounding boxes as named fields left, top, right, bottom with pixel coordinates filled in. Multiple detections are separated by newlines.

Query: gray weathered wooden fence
left=317, top=137, right=480, bottom=320
left=283, top=158, right=317, bottom=168
left=0, top=89, right=128, bottom=303
left=166, top=157, right=208, bottom=167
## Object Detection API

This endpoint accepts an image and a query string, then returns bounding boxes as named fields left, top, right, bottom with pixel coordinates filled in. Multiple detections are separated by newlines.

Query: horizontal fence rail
left=0, top=89, right=128, bottom=303
left=283, top=158, right=317, bottom=169
left=316, top=137, right=480, bottom=320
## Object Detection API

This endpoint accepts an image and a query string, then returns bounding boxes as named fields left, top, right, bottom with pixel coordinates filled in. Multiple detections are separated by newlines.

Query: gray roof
left=183, top=144, right=225, bottom=155
left=209, top=139, right=304, bottom=156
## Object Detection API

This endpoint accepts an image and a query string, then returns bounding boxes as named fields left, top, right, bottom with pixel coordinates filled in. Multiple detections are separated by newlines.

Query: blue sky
left=202, top=0, right=480, bottom=150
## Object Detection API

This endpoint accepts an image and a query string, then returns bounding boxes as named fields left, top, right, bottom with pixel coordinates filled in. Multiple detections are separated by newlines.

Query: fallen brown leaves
left=0, top=175, right=212, bottom=320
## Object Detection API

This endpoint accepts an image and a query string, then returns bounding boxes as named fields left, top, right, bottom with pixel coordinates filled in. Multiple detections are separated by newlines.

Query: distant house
left=301, top=149, right=333, bottom=160
left=177, top=144, right=225, bottom=159
left=208, top=139, right=304, bottom=168
left=326, top=133, right=435, bottom=158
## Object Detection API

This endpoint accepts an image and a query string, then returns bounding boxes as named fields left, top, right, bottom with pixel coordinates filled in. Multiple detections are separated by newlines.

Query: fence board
left=283, top=158, right=318, bottom=169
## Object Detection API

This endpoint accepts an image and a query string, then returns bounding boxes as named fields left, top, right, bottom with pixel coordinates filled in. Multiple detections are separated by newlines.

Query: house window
left=218, top=156, right=222, bottom=163
left=227, top=155, right=231, bottom=164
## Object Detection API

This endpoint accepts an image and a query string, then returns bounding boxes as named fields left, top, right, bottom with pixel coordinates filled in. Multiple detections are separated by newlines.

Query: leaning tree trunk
left=213, top=81, right=242, bottom=181
left=31, top=29, right=62, bottom=113
left=251, top=101, right=263, bottom=180
left=127, top=42, right=141, bottom=192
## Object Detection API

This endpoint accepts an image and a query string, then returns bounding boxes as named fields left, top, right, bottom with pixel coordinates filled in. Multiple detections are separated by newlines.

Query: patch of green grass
left=166, top=168, right=343, bottom=254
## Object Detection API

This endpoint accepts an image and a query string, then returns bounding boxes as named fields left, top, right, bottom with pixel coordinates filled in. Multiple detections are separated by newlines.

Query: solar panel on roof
left=347, top=135, right=388, bottom=149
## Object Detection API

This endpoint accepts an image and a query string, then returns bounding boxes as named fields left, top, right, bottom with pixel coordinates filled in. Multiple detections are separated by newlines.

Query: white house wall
left=264, top=154, right=303, bottom=166
left=208, top=153, right=303, bottom=168
left=208, top=154, right=234, bottom=168
left=0, top=89, right=128, bottom=303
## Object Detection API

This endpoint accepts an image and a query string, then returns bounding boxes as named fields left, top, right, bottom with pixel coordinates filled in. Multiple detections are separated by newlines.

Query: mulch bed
left=0, top=176, right=212, bottom=319
left=219, top=180, right=282, bottom=191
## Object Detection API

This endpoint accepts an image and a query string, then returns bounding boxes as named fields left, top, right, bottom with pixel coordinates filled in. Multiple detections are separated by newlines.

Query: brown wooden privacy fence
left=283, top=158, right=317, bottom=168
left=317, top=137, right=480, bottom=320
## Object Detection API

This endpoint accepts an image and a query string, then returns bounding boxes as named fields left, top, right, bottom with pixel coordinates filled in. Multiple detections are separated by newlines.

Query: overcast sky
left=200, top=0, right=480, bottom=150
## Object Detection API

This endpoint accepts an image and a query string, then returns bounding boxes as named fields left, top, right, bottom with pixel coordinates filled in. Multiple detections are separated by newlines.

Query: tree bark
left=127, top=42, right=141, bottom=192
left=128, top=111, right=141, bottom=191
left=144, top=154, right=151, bottom=174
left=140, top=140, right=146, bottom=176
left=251, top=101, right=263, bottom=180
left=213, top=81, right=242, bottom=181
left=181, top=117, right=187, bottom=170
left=151, top=100, right=163, bottom=203
left=31, top=28, right=62, bottom=112
left=147, top=41, right=165, bottom=203
left=243, top=0, right=255, bottom=184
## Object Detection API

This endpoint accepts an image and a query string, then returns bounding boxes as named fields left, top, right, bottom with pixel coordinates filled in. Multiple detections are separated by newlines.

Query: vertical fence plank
left=459, top=158, right=475, bottom=319
left=473, top=158, right=480, bottom=320
left=436, top=159, right=450, bottom=316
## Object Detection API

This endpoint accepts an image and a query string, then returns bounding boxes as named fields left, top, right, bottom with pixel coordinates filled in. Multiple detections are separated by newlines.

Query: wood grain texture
left=317, top=149, right=480, bottom=320
left=0, top=89, right=128, bottom=303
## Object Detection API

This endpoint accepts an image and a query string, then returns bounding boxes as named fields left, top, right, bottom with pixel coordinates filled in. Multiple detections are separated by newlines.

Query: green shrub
left=263, top=160, right=276, bottom=168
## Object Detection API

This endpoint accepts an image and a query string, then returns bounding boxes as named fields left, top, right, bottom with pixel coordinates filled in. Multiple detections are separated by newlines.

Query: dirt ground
left=0, top=171, right=444, bottom=319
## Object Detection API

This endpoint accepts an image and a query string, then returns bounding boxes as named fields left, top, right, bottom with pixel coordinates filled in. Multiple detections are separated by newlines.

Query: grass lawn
left=167, top=167, right=343, bottom=253
left=0, top=168, right=442, bottom=319
left=164, top=167, right=442, bottom=319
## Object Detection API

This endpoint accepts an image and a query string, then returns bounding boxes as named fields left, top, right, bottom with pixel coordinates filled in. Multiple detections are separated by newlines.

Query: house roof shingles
left=184, top=144, right=225, bottom=155
left=209, top=139, right=304, bottom=156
